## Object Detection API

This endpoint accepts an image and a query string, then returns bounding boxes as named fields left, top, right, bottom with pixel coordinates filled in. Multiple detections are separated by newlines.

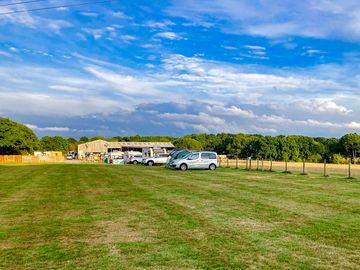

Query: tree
left=264, top=136, right=277, bottom=160
left=297, top=136, right=313, bottom=161
left=40, top=136, right=69, bottom=153
left=226, top=134, right=248, bottom=157
left=0, top=118, right=38, bottom=154
left=174, top=138, right=203, bottom=150
left=79, top=136, right=89, bottom=143
left=67, top=138, right=78, bottom=152
left=90, top=136, right=107, bottom=141
left=339, top=134, right=360, bottom=163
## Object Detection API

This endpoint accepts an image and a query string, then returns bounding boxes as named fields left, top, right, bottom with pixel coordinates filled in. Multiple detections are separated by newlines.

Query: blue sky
left=0, top=0, right=360, bottom=138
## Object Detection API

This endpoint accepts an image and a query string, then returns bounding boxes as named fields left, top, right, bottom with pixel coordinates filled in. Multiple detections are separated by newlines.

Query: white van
left=169, top=151, right=218, bottom=171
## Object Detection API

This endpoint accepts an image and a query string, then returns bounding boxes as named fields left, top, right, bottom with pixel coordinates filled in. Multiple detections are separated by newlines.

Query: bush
left=308, top=154, right=323, bottom=163
left=331, top=154, right=348, bottom=164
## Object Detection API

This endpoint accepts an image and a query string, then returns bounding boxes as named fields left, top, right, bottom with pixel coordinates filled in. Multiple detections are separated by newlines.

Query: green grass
left=0, top=164, right=359, bottom=269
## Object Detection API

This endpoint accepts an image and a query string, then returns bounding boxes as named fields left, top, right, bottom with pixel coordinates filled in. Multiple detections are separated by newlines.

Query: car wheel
left=180, top=163, right=187, bottom=171
left=148, top=161, right=154, bottom=166
left=209, top=164, right=216, bottom=171
left=133, top=160, right=138, bottom=165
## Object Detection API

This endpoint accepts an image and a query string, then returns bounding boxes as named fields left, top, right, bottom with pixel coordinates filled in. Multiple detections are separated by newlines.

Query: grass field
left=0, top=165, right=359, bottom=269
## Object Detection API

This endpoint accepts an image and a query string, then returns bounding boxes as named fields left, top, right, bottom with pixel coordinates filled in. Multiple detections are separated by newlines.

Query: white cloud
left=26, top=124, right=70, bottom=132
left=161, top=54, right=346, bottom=103
left=144, top=20, right=175, bottom=29
left=205, top=104, right=256, bottom=118
left=315, top=100, right=352, bottom=114
left=111, top=11, right=132, bottom=20
left=81, top=12, right=98, bottom=17
left=243, top=45, right=266, bottom=50
left=222, top=46, right=237, bottom=50
left=49, top=85, right=88, bottom=94
left=83, top=28, right=108, bottom=40
left=252, top=126, right=278, bottom=133
left=154, top=31, right=184, bottom=40
left=168, top=0, right=360, bottom=40
left=0, top=91, right=129, bottom=117
left=0, top=4, right=71, bottom=32
left=0, top=53, right=359, bottom=136
left=120, top=34, right=137, bottom=42
left=273, top=99, right=353, bottom=115
left=0, top=51, right=11, bottom=57
left=346, top=122, right=360, bottom=129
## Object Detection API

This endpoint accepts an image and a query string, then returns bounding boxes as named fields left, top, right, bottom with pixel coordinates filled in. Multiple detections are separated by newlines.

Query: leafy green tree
left=226, top=134, right=249, bottom=158
left=0, top=118, right=39, bottom=154
left=67, top=138, right=78, bottom=152
left=174, top=138, right=203, bottom=150
left=79, top=136, right=89, bottom=143
left=40, top=136, right=69, bottom=153
left=297, top=136, right=313, bottom=161
left=90, top=136, right=107, bottom=141
left=264, top=136, right=277, bottom=160
left=339, top=133, right=360, bottom=163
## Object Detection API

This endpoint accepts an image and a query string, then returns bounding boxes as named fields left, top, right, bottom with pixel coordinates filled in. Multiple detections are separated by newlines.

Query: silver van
left=169, top=151, right=219, bottom=171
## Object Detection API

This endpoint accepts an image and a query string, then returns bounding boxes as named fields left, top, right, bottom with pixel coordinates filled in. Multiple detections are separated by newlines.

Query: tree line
left=1, top=117, right=359, bottom=164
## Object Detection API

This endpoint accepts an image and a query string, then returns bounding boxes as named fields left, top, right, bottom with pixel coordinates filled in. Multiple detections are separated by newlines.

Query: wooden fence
left=0, top=155, right=64, bottom=164
left=219, top=158, right=360, bottom=177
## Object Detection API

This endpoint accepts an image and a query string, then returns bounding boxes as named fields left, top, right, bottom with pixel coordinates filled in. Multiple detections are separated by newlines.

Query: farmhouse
left=77, top=139, right=175, bottom=160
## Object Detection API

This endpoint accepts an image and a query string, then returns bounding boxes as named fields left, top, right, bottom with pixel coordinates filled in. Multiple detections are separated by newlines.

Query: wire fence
left=219, top=158, right=360, bottom=178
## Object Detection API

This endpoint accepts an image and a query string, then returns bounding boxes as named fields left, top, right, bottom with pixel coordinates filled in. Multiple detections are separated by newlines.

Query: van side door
left=186, top=153, right=200, bottom=169
left=200, top=153, right=211, bottom=169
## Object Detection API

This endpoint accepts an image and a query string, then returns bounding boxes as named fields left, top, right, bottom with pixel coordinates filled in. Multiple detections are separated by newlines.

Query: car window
left=209, top=153, right=216, bottom=159
left=201, top=153, right=210, bottom=159
left=188, top=153, right=199, bottom=160
left=177, top=152, right=190, bottom=159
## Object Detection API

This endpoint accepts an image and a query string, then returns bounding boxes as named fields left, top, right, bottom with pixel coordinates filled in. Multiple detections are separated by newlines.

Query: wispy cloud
left=26, top=124, right=70, bottom=132
left=168, top=0, right=360, bottom=40
left=154, top=31, right=184, bottom=40
left=0, top=50, right=359, bottom=136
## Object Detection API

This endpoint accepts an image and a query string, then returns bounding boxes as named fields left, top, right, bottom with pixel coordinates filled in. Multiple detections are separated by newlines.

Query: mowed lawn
left=0, top=165, right=359, bottom=269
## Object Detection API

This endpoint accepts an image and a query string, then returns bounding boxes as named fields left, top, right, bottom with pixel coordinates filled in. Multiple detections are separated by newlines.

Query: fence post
left=348, top=161, right=351, bottom=178
left=324, top=159, right=327, bottom=177
left=285, top=159, right=288, bottom=173
left=227, top=157, right=229, bottom=168
left=246, top=159, right=248, bottom=170
left=236, top=157, right=238, bottom=169
left=261, top=159, right=264, bottom=171
left=302, top=160, right=306, bottom=174
left=256, top=159, right=259, bottom=170
left=270, top=158, right=273, bottom=171
left=249, top=158, right=252, bottom=170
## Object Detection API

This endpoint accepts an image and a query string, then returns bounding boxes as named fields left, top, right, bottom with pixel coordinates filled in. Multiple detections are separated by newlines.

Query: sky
left=0, top=0, right=360, bottom=138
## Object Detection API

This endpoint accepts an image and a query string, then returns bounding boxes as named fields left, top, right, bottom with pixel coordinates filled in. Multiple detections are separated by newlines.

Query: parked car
left=66, top=151, right=76, bottom=160
left=143, top=153, right=169, bottom=166
left=169, top=151, right=218, bottom=171
left=166, top=150, right=192, bottom=167
left=129, top=155, right=143, bottom=164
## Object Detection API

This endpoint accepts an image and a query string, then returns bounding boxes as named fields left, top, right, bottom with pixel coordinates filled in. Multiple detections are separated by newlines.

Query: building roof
left=78, top=140, right=174, bottom=149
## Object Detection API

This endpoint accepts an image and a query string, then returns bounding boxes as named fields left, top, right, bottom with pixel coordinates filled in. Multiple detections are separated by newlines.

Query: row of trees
left=179, top=134, right=360, bottom=164
left=1, top=118, right=359, bottom=163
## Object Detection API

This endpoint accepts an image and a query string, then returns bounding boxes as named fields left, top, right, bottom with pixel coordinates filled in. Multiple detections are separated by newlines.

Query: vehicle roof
left=191, top=151, right=217, bottom=153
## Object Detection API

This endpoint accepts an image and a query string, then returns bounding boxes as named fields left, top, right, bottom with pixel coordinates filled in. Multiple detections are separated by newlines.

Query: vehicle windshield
left=181, top=152, right=193, bottom=159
